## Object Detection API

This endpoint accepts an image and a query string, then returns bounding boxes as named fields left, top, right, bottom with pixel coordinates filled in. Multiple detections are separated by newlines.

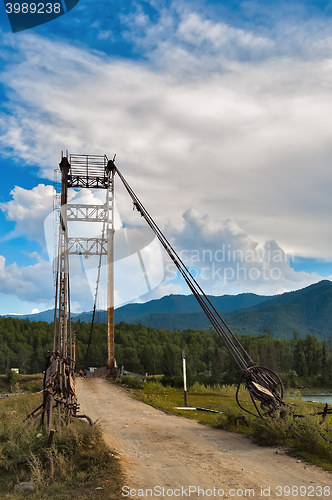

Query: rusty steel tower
left=41, top=153, right=116, bottom=429
left=55, top=153, right=116, bottom=369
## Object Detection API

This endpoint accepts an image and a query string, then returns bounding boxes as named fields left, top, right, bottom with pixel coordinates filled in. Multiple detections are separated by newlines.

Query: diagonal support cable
left=113, top=162, right=252, bottom=372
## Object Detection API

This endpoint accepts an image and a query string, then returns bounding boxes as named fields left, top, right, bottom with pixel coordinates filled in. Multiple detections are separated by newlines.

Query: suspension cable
left=113, top=164, right=254, bottom=372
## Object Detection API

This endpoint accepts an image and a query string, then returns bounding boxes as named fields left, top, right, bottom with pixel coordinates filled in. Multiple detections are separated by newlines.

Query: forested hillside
left=225, top=280, right=332, bottom=339
left=117, top=280, right=332, bottom=339
left=1, top=316, right=332, bottom=388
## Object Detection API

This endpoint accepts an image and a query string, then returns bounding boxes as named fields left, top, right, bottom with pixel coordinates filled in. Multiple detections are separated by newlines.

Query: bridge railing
left=85, top=366, right=108, bottom=378
left=82, top=366, right=148, bottom=383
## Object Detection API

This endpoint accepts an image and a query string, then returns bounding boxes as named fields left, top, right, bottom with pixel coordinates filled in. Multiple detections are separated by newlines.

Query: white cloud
left=97, top=30, right=113, bottom=41
left=0, top=194, right=328, bottom=310
left=0, top=252, right=97, bottom=311
left=164, top=209, right=328, bottom=295
left=0, top=180, right=170, bottom=310
left=0, top=184, right=54, bottom=248
left=0, top=254, right=54, bottom=304
left=0, top=27, right=331, bottom=258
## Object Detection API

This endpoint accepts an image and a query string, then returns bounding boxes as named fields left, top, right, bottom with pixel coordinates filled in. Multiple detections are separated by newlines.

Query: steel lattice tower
left=42, top=153, right=116, bottom=429
left=55, top=153, right=116, bottom=368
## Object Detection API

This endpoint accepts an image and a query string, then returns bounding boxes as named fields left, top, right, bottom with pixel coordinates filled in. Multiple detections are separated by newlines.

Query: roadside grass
left=125, top=380, right=332, bottom=471
left=0, top=393, right=127, bottom=499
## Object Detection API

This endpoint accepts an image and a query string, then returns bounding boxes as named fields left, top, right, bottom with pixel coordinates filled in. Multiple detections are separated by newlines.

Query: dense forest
left=0, top=316, right=332, bottom=388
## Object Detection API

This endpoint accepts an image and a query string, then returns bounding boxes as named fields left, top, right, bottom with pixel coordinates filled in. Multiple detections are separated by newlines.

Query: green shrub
left=6, top=370, right=18, bottom=389
left=252, top=411, right=332, bottom=463
left=23, top=381, right=43, bottom=393
left=144, top=380, right=164, bottom=392
left=120, top=374, right=145, bottom=389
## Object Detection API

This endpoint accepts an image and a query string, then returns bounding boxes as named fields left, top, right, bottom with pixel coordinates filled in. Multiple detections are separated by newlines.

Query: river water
left=302, top=395, right=332, bottom=404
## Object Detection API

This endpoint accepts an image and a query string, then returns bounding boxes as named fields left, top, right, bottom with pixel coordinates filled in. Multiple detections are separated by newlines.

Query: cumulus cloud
left=0, top=191, right=327, bottom=308
left=0, top=254, right=54, bottom=305
left=0, top=22, right=332, bottom=260
left=0, top=184, right=54, bottom=248
left=0, top=252, right=101, bottom=311
left=164, top=209, right=327, bottom=295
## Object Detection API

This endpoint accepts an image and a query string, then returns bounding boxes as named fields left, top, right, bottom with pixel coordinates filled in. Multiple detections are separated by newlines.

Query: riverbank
left=301, top=393, right=332, bottom=396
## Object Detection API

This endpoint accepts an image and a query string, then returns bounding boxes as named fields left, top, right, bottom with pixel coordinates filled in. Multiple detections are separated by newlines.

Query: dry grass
left=0, top=393, right=127, bottom=499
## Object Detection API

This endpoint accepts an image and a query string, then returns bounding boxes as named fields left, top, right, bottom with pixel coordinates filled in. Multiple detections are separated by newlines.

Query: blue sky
left=1, top=0, right=332, bottom=315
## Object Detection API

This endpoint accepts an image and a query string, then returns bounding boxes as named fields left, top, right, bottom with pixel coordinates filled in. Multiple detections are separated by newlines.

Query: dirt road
left=76, top=379, right=331, bottom=499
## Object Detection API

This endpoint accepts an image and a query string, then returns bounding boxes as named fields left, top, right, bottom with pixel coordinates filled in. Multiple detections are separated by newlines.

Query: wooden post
left=47, top=429, right=55, bottom=448
left=182, top=350, right=187, bottom=407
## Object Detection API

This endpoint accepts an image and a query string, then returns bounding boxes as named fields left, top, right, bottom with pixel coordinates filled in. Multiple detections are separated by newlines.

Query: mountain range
left=3, top=291, right=272, bottom=324
left=4, top=280, right=332, bottom=340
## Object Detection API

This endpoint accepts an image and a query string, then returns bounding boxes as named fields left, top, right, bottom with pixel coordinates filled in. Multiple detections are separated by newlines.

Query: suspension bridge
left=23, top=152, right=332, bottom=434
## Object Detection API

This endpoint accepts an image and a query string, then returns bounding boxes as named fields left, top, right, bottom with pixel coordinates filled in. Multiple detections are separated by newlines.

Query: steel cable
left=114, top=164, right=253, bottom=372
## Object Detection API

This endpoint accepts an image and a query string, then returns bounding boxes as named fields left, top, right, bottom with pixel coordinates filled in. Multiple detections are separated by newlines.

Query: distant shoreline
left=301, top=393, right=332, bottom=397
